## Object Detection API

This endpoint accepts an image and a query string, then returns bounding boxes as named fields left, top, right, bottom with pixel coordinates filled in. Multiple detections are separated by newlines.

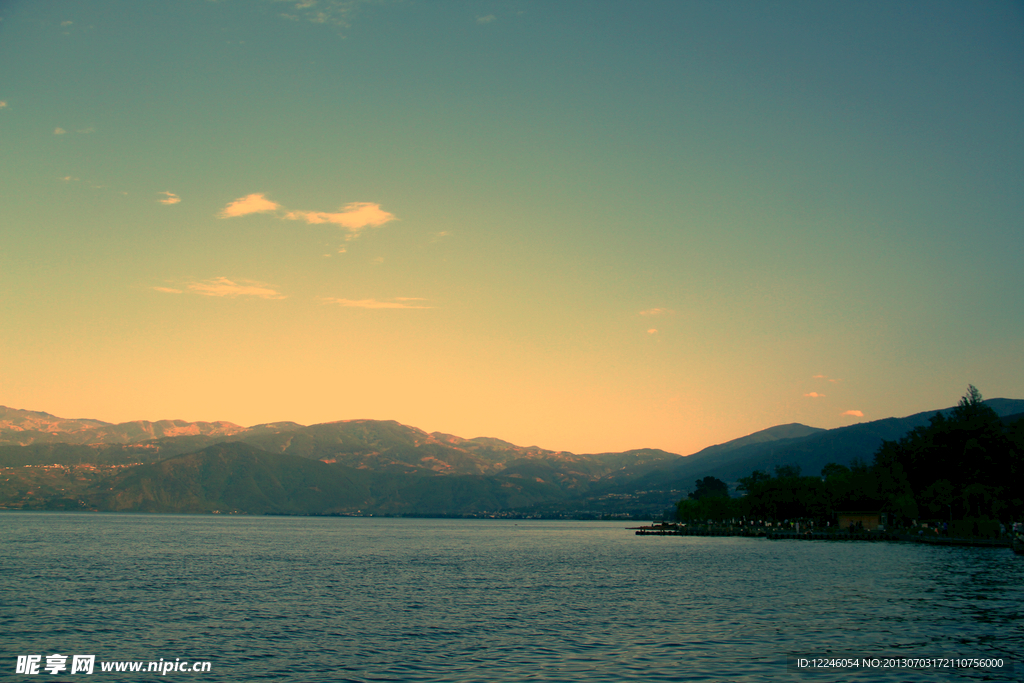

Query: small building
left=836, top=510, right=885, bottom=532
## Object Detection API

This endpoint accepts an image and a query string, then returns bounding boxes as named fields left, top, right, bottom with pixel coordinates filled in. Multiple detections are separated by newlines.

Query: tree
left=774, top=464, right=802, bottom=479
left=690, top=476, right=729, bottom=500
left=957, top=384, right=985, bottom=413
left=871, top=385, right=1019, bottom=522
left=676, top=495, right=738, bottom=522
left=820, top=463, right=850, bottom=481
left=739, top=473, right=830, bottom=521
left=737, top=470, right=771, bottom=493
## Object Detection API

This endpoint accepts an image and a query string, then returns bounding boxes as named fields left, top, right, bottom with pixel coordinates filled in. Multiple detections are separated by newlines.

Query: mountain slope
left=90, top=442, right=373, bottom=514
left=631, top=399, right=1024, bottom=494
left=4, top=399, right=1023, bottom=517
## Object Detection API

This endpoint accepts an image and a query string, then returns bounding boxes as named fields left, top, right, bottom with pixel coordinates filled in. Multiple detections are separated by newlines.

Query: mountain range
left=2, top=399, right=1022, bottom=517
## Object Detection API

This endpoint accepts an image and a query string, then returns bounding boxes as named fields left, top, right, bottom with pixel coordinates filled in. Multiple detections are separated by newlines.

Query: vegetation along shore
left=662, top=387, right=1023, bottom=546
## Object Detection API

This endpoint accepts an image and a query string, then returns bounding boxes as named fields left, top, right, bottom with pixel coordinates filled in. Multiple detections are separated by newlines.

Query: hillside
left=621, top=399, right=1024, bottom=499
left=2, top=399, right=1022, bottom=517
left=90, top=442, right=374, bottom=514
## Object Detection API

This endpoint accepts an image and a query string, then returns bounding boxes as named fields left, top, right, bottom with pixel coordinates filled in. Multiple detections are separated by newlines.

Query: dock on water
left=630, top=523, right=764, bottom=538
left=631, top=523, right=1012, bottom=548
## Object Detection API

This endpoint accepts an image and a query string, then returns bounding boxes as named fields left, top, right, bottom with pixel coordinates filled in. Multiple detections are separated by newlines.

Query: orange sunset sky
left=1, top=0, right=1022, bottom=455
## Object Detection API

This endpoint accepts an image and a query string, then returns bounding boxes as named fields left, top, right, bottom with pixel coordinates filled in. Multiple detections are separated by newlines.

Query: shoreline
left=632, top=523, right=1014, bottom=548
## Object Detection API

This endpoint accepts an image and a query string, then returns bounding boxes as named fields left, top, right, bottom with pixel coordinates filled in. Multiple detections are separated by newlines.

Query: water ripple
left=2, top=514, right=1021, bottom=682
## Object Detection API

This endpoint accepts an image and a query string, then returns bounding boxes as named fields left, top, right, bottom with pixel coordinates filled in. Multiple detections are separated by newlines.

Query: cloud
left=61, top=21, right=73, bottom=27
left=804, top=392, right=825, bottom=398
left=283, top=202, right=396, bottom=231
left=276, top=0, right=357, bottom=29
left=219, top=193, right=397, bottom=251
left=321, top=297, right=431, bottom=309
left=842, top=410, right=864, bottom=417
left=432, top=231, right=452, bottom=242
left=0, top=101, right=7, bottom=109
left=185, top=277, right=286, bottom=300
left=647, top=328, right=658, bottom=334
left=52, top=125, right=94, bottom=135
left=476, top=14, right=496, bottom=24
left=158, top=192, right=181, bottom=205
left=219, top=193, right=281, bottom=218
left=813, top=374, right=842, bottom=383
left=812, top=374, right=827, bottom=379
left=59, top=175, right=78, bottom=182
left=152, top=287, right=183, bottom=294
left=639, top=308, right=673, bottom=316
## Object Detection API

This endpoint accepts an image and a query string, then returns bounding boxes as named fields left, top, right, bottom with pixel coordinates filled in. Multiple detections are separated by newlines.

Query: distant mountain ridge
left=614, top=399, right=1024, bottom=502
left=2, top=399, right=1022, bottom=516
left=0, top=406, right=246, bottom=445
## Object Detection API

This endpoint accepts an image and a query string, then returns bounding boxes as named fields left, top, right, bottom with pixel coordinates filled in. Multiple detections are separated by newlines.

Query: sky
left=1, top=0, right=1022, bottom=456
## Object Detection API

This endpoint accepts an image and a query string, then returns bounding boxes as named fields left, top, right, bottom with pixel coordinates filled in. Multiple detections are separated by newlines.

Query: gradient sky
left=1, top=0, right=1022, bottom=456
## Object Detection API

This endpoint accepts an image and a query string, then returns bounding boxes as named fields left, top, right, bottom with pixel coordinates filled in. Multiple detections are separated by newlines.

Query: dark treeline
left=677, top=387, right=1024, bottom=527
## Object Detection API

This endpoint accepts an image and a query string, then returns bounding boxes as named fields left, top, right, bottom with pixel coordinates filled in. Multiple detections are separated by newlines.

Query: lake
left=2, top=513, right=1021, bottom=682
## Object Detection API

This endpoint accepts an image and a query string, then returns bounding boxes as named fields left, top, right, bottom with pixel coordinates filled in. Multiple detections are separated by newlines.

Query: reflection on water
left=3, top=514, right=1021, bottom=682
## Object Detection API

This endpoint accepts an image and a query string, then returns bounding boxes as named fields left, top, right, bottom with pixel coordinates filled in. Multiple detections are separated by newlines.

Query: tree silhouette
left=689, top=476, right=729, bottom=500
left=872, top=385, right=1019, bottom=522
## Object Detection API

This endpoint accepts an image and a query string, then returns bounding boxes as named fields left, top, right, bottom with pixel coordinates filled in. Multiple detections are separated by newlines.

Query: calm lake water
left=2, top=513, right=1021, bottom=682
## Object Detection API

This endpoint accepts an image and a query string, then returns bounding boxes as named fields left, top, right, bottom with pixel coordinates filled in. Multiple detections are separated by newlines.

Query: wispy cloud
left=432, top=231, right=452, bottom=242
left=804, top=392, right=825, bottom=398
left=813, top=374, right=842, bottom=383
left=647, top=328, right=658, bottom=334
left=842, top=410, right=864, bottom=417
left=476, top=14, right=496, bottom=24
left=185, top=277, right=286, bottom=300
left=321, top=297, right=431, bottom=309
left=275, top=0, right=361, bottom=30
left=639, top=308, right=673, bottom=316
left=219, top=194, right=396, bottom=234
left=219, top=193, right=281, bottom=218
left=53, top=126, right=94, bottom=135
left=152, top=286, right=183, bottom=294
left=283, top=202, right=395, bottom=231
left=218, top=193, right=397, bottom=253
left=158, top=191, right=181, bottom=205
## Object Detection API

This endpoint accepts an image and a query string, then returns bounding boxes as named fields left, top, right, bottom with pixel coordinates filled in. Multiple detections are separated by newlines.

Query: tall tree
left=872, top=386, right=1018, bottom=521
left=690, top=476, right=729, bottom=500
